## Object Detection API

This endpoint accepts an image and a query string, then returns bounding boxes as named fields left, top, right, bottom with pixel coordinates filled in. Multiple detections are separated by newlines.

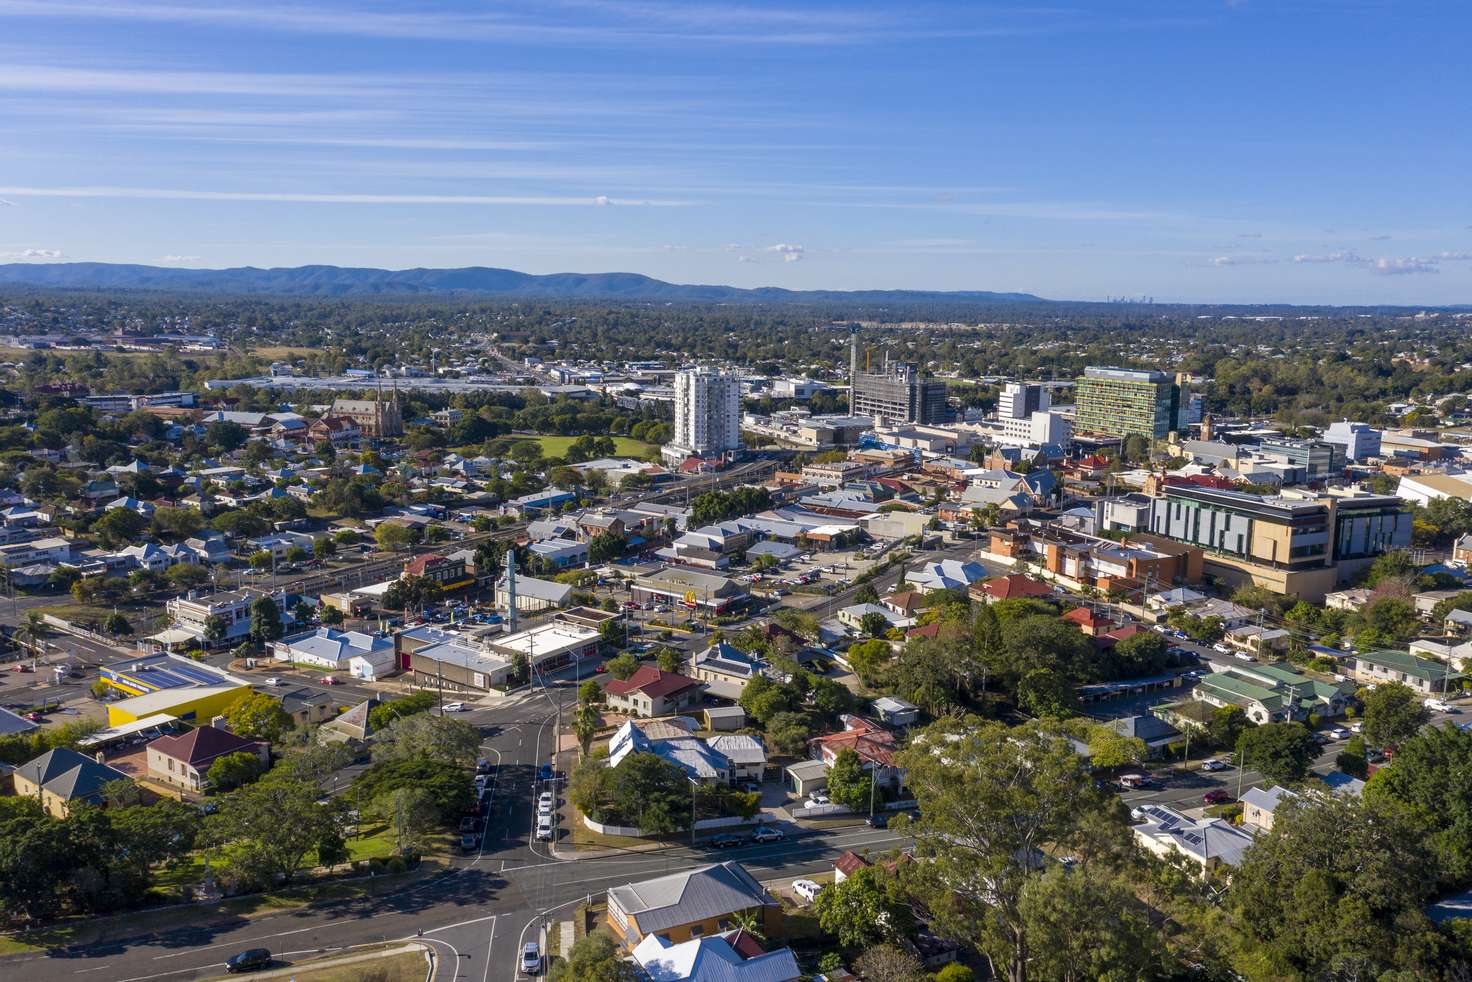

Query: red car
left=1202, top=789, right=1232, bottom=805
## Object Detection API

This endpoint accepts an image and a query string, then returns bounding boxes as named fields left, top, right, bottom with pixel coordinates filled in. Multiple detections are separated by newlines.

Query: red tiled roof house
left=604, top=666, right=703, bottom=718
left=146, top=724, right=268, bottom=793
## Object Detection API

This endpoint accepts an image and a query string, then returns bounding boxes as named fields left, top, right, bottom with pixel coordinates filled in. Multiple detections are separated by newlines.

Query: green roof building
left=1074, top=366, right=1185, bottom=440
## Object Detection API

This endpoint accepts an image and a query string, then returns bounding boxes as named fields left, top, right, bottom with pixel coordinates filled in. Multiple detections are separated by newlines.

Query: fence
left=582, top=814, right=751, bottom=838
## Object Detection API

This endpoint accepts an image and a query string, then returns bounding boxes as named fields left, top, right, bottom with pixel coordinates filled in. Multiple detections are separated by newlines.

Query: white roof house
left=632, top=932, right=800, bottom=982
left=269, top=627, right=395, bottom=674
left=1131, top=803, right=1255, bottom=871
left=904, top=559, right=988, bottom=592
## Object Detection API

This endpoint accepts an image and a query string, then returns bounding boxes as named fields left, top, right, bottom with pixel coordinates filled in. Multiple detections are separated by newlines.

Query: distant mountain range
left=0, top=262, right=1047, bottom=304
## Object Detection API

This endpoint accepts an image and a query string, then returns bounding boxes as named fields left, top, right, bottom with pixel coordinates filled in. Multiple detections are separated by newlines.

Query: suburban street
left=0, top=674, right=911, bottom=982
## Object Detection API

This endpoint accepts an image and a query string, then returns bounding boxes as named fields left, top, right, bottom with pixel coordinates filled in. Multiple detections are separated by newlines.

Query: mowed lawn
left=511, top=435, right=659, bottom=459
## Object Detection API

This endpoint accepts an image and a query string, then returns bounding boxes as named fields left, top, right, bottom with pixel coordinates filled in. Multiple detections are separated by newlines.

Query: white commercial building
left=1323, top=420, right=1381, bottom=463
left=663, top=366, right=742, bottom=467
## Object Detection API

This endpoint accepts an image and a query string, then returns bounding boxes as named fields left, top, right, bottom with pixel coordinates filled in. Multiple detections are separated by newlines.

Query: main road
left=4, top=678, right=908, bottom=982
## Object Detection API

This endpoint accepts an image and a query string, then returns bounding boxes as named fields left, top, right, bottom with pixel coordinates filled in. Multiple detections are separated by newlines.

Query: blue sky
left=0, top=0, right=1468, bottom=304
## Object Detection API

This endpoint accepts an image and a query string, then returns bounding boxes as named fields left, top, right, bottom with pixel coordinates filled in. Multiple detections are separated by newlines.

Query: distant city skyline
left=0, top=0, right=1468, bottom=304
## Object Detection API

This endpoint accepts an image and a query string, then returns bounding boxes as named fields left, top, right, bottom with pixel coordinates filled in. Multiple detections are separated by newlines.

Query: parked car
left=1350, top=720, right=1364, bottom=733
left=707, top=833, right=743, bottom=849
left=263, top=677, right=283, bottom=686
left=225, top=948, right=273, bottom=973
left=1425, top=699, right=1453, bottom=714
left=751, top=825, right=785, bottom=843
left=1202, top=789, right=1233, bottom=805
left=521, top=941, right=542, bottom=975
left=460, top=832, right=479, bottom=852
left=1200, top=758, right=1227, bottom=772
left=1327, top=727, right=1350, bottom=739
left=322, top=675, right=339, bottom=685
left=867, top=813, right=889, bottom=829
left=538, top=764, right=556, bottom=782
left=792, top=879, right=823, bottom=903
left=538, top=791, right=554, bottom=811
left=443, top=702, right=465, bottom=713
left=536, top=815, right=554, bottom=840
left=476, top=758, right=493, bottom=775
left=803, top=792, right=830, bottom=808
left=459, top=816, right=478, bottom=833
left=739, top=781, right=761, bottom=794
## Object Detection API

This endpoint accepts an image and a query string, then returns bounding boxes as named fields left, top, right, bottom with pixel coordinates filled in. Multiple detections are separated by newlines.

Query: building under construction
left=848, top=333, right=949, bottom=426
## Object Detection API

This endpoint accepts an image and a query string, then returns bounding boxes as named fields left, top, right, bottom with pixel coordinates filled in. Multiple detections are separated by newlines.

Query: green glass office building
left=1074, top=366, right=1184, bottom=439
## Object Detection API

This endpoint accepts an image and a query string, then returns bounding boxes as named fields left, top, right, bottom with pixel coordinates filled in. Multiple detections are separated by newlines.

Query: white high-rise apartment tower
left=662, top=366, right=742, bottom=467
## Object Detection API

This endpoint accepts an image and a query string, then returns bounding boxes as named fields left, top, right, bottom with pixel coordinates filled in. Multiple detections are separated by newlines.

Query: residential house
left=689, top=641, right=764, bottom=699
left=1131, top=803, right=1255, bottom=872
left=606, top=861, right=783, bottom=950
left=105, top=495, right=155, bottom=518
left=879, top=590, right=927, bottom=619
left=707, top=734, right=767, bottom=784
left=1107, top=714, right=1182, bottom=757
left=871, top=696, right=919, bottom=727
left=146, top=724, right=268, bottom=793
left=1191, top=662, right=1353, bottom=725
left=165, top=589, right=288, bottom=648
left=278, top=687, right=336, bottom=728
left=1226, top=624, right=1292, bottom=657
left=904, top=559, right=988, bottom=593
left=970, top=573, right=1053, bottom=604
left=528, top=538, right=589, bottom=570
left=1349, top=649, right=1464, bottom=694
left=318, top=699, right=377, bottom=744
left=305, top=414, right=360, bottom=449
left=1062, top=605, right=1116, bottom=638
left=12, top=748, right=129, bottom=817
left=608, top=720, right=731, bottom=784
left=810, top=716, right=905, bottom=792
left=604, top=666, right=703, bottom=718
left=836, top=602, right=912, bottom=635
left=403, top=553, right=474, bottom=591
left=1241, top=785, right=1300, bottom=832
left=631, top=931, right=800, bottom=982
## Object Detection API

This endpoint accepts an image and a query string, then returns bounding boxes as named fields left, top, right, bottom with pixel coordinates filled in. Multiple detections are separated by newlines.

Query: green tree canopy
left=1361, top=681, right=1431, bottom=749
left=1238, top=722, right=1316, bottom=785
left=1227, top=795, right=1442, bottom=981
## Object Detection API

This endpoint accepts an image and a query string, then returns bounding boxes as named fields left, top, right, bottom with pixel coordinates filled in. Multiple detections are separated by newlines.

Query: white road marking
left=419, top=913, right=499, bottom=935
left=151, top=922, right=334, bottom=958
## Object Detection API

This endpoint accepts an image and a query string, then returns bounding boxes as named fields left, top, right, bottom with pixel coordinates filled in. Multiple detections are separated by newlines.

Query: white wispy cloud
left=0, top=248, right=63, bottom=259
left=160, top=254, right=201, bottom=264
left=736, top=255, right=758, bottom=263
left=1292, top=249, right=1469, bottom=276
left=1293, top=251, right=1367, bottom=264
left=1207, top=255, right=1276, bottom=267
left=782, top=252, right=802, bottom=263
left=0, top=185, right=692, bottom=207
left=765, top=243, right=804, bottom=255
left=1372, top=257, right=1438, bottom=276
left=0, top=0, right=1067, bottom=47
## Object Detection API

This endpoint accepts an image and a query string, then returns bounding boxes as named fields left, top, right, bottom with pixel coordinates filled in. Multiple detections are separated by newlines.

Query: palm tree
left=14, top=610, right=47, bottom=657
